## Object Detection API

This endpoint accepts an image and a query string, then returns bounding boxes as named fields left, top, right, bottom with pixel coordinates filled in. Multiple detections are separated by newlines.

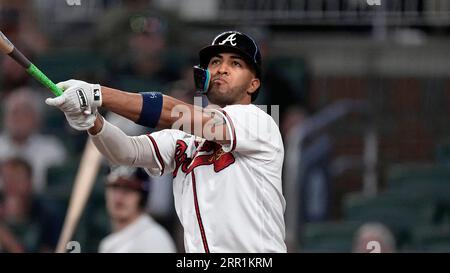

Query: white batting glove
left=45, top=79, right=102, bottom=131
left=54, top=79, right=102, bottom=114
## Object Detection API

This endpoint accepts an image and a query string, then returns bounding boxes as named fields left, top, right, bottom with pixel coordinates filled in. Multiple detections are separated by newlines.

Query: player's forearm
left=101, top=86, right=143, bottom=122
left=93, top=86, right=189, bottom=132
left=99, top=87, right=203, bottom=132
left=89, top=117, right=158, bottom=168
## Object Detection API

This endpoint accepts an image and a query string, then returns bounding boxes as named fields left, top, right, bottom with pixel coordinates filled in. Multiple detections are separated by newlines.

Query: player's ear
left=247, top=78, right=260, bottom=96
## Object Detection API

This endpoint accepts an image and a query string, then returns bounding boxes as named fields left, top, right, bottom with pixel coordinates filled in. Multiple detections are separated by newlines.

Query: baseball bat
left=0, top=31, right=63, bottom=96
left=56, top=139, right=102, bottom=253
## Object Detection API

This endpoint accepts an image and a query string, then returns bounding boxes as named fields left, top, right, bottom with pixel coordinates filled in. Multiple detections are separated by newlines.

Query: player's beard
left=207, top=82, right=247, bottom=107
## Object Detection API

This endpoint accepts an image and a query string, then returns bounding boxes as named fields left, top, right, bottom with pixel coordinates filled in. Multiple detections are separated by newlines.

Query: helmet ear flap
left=193, top=65, right=211, bottom=95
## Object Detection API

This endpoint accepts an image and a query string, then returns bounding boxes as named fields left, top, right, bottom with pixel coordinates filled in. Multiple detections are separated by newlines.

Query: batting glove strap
left=92, top=84, right=102, bottom=108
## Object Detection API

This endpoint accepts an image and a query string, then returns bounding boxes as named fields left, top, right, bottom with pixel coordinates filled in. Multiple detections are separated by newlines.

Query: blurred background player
left=98, top=166, right=176, bottom=253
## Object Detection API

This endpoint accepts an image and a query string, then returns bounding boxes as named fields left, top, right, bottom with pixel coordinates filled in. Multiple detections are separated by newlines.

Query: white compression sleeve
left=89, top=117, right=158, bottom=169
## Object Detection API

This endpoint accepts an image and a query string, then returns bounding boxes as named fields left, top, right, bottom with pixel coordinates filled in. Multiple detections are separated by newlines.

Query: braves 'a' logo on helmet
left=218, top=33, right=237, bottom=46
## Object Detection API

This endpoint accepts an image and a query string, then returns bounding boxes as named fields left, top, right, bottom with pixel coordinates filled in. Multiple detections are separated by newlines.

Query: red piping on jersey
left=147, top=135, right=165, bottom=175
left=220, top=110, right=236, bottom=152
left=191, top=172, right=210, bottom=253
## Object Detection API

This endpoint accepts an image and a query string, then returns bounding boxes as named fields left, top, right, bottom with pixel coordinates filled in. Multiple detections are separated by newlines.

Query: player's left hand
left=45, top=79, right=102, bottom=131
left=50, top=79, right=102, bottom=114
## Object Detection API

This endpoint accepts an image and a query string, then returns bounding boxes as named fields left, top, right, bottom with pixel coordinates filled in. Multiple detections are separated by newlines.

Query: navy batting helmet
left=198, top=31, right=262, bottom=101
left=106, top=166, right=151, bottom=208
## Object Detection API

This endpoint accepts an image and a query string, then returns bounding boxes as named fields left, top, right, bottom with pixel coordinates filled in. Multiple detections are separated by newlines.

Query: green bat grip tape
left=26, top=64, right=63, bottom=97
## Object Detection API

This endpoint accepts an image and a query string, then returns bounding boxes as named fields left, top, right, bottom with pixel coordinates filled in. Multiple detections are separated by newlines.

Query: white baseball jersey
left=98, top=214, right=176, bottom=253
left=145, top=104, right=286, bottom=253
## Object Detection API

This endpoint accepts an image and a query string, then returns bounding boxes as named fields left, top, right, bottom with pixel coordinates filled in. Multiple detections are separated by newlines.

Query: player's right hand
left=45, top=79, right=101, bottom=131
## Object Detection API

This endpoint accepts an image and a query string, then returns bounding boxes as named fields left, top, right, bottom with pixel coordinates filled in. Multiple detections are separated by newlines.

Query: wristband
left=136, top=92, right=163, bottom=128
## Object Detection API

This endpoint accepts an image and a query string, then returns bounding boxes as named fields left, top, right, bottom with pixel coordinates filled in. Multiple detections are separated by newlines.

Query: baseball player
left=46, top=31, right=286, bottom=253
left=99, top=166, right=176, bottom=253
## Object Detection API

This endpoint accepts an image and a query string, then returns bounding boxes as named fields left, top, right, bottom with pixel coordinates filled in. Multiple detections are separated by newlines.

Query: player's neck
left=210, top=97, right=251, bottom=108
left=235, top=94, right=252, bottom=105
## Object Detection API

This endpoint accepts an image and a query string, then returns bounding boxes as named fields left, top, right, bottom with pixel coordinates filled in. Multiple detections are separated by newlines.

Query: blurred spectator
left=95, top=0, right=156, bottom=61
left=95, top=0, right=182, bottom=56
left=0, top=88, right=67, bottom=193
left=0, top=6, right=35, bottom=95
left=126, top=21, right=171, bottom=79
left=165, top=58, right=196, bottom=102
left=353, top=222, right=396, bottom=253
left=95, top=0, right=182, bottom=89
left=0, top=157, right=63, bottom=253
left=0, top=0, right=49, bottom=54
left=98, top=166, right=176, bottom=253
left=116, top=15, right=179, bottom=88
left=0, top=1, right=50, bottom=95
left=244, top=26, right=311, bottom=120
left=0, top=51, right=31, bottom=96
left=280, top=105, right=307, bottom=139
